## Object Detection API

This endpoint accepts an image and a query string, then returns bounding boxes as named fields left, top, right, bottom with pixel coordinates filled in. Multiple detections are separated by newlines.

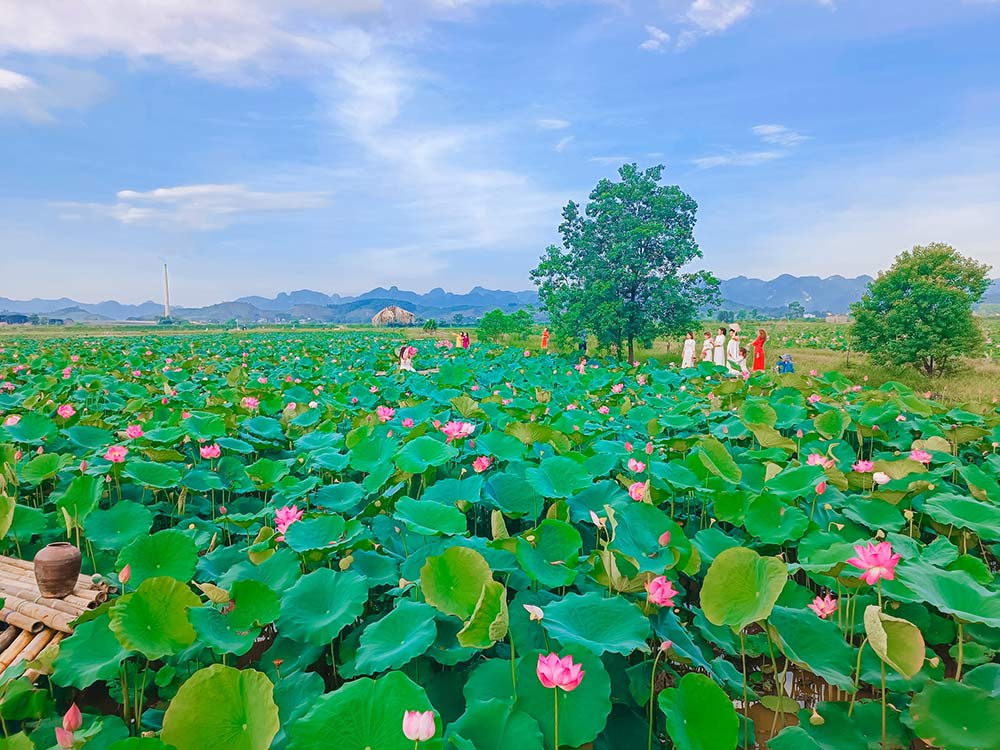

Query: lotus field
left=2, top=332, right=1000, bottom=750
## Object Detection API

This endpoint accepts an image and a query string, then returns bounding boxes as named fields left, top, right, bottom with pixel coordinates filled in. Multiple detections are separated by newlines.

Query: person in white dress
left=713, top=327, right=726, bottom=366
left=726, top=328, right=741, bottom=372
left=681, top=332, right=696, bottom=368
left=701, top=331, right=714, bottom=362
left=398, top=344, right=416, bottom=372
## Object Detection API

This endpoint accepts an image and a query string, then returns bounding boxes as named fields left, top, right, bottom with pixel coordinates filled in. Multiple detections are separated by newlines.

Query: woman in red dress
left=751, top=328, right=767, bottom=371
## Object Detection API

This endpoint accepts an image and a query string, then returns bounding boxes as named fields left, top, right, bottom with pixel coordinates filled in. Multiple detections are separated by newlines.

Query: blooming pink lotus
left=2, top=414, right=20, bottom=427
left=852, top=460, right=874, bottom=472
left=910, top=449, right=932, bottom=465
left=125, top=424, right=144, bottom=439
left=808, top=394, right=821, bottom=404
left=872, top=471, right=891, bottom=485
left=402, top=710, right=435, bottom=742
left=637, top=374, right=647, bottom=386
left=627, top=458, right=645, bottom=473
left=56, top=404, right=76, bottom=419
left=628, top=481, right=648, bottom=502
left=645, top=576, right=678, bottom=607
left=536, top=653, right=585, bottom=692
left=847, top=541, right=901, bottom=585
left=200, top=444, right=221, bottom=459
left=807, top=453, right=834, bottom=469
left=441, top=421, right=475, bottom=442
left=376, top=406, right=395, bottom=422
left=597, top=405, right=610, bottom=414
left=402, top=418, right=415, bottom=428
left=241, top=396, right=259, bottom=410
left=472, top=456, right=492, bottom=473
left=808, top=592, right=837, bottom=619
left=275, top=505, right=303, bottom=538
left=611, top=383, right=624, bottom=394
left=104, top=445, right=128, bottom=463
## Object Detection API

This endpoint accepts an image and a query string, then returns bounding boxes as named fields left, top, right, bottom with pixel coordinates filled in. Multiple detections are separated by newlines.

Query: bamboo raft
left=0, top=555, right=111, bottom=674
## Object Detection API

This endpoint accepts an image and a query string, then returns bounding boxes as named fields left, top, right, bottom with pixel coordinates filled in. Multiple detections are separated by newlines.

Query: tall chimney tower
left=163, top=263, right=171, bottom=319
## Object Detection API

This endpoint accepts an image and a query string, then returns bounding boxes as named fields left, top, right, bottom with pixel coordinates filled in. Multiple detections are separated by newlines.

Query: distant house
left=0, top=314, right=29, bottom=325
left=371, top=305, right=416, bottom=326
left=825, top=314, right=851, bottom=324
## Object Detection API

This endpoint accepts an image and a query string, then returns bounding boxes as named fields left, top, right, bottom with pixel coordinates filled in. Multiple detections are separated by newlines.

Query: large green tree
left=531, top=164, right=719, bottom=361
left=850, top=243, right=991, bottom=375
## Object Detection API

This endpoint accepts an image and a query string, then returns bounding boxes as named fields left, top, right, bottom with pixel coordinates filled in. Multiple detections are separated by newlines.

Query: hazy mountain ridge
left=3, top=277, right=998, bottom=322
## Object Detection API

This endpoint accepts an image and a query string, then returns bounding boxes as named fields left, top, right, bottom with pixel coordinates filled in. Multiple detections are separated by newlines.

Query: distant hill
left=3, top=276, right=998, bottom=323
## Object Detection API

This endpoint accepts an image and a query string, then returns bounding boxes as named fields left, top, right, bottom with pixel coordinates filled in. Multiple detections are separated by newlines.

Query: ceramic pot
left=33, top=542, right=82, bottom=598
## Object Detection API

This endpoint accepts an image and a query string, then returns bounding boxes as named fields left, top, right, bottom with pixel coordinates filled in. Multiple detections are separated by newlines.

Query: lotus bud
left=118, top=564, right=131, bottom=585
left=63, top=703, right=83, bottom=733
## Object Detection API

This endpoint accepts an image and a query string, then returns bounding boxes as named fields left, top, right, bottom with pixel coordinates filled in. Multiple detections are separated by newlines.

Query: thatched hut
left=372, top=305, right=416, bottom=326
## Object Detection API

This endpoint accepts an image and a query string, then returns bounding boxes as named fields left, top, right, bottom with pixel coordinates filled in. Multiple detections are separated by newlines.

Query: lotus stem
left=848, top=638, right=868, bottom=717
left=647, top=645, right=666, bottom=750
left=880, top=659, right=887, bottom=750
left=553, top=687, right=560, bottom=750
left=739, top=630, right=749, bottom=750
left=956, top=621, right=964, bottom=680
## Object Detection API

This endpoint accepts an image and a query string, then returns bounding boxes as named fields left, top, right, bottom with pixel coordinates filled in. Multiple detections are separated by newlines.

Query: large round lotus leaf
left=697, top=436, right=741, bottom=484
left=109, top=577, right=200, bottom=660
left=394, top=436, right=458, bottom=473
left=765, top=465, right=826, bottom=499
left=484, top=473, right=544, bottom=519
left=161, top=665, right=278, bottom=750
left=513, top=647, right=612, bottom=750
left=229, top=579, right=281, bottom=629
left=313, top=482, right=366, bottom=512
left=447, top=699, right=544, bottom=750
left=609, top=501, right=690, bottom=573
left=246, top=458, right=290, bottom=488
left=349, top=435, right=396, bottom=472
left=53, top=612, right=131, bottom=689
left=421, top=546, right=493, bottom=620
left=463, top=659, right=516, bottom=705
left=700, top=546, right=787, bottom=630
left=739, top=398, right=778, bottom=428
left=109, top=738, right=177, bottom=749
left=53, top=473, right=103, bottom=524
left=117, top=528, right=198, bottom=585
left=286, top=671, right=433, bottom=750
left=963, top=664, right=1000, bottom=697
left=813, top=409, right=850, bottom=440
left=768, top=606, right=857, bottom=692
left=182, top=469, right=225, bottom=493
left=540, top=592, right=651, bottom=656
left=4, top=412, right=57, bottom=444
left=183, top=413, right=227, bottom=440
left=353, top=600, right=437, bottom=675
left=277, top=568, right=367, bottom=645
left=457, top=579, right=509, bottom=649
left=242, top=416, right=285, bottom=442
left=745, top=493, right=809, bottom=544
left=658, top=672, right=739, bottom=750
left=882, top=561, right=1000, bottom=628
left=514, top=519, right=582, bottom=588
left=282, top=514, right=346, bottom=553
left=17, top=453, right=62, bottom=485
left=122, top=460, right=182, bottom=489
left=909, top=680, right=1000, bottom=750
left=863, top=605, right=925, bottom=679
left=525, top=456, right=591, bottom=498
left=767, top=726, right=824, bottom=750
left=475, top=431, right=527, bottom=462
left=394, top=496, right=467, bottom=536
left=421, top=475, right=484, bottom=506
left=922, top=493, right=1000, bottom=541
left=188, top=606, right=259, bottom=656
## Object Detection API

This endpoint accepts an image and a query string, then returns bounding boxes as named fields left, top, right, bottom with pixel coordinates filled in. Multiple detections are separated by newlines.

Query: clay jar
left=33, top=542, right=82, bottom=598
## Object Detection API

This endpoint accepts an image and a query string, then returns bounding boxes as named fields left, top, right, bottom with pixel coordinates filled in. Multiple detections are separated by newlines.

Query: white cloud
left=0, top=68, right=36, bottom=91
left=685, top=0, right=753, bottom=33
left=589, top=155, right=632, bottom=165
left=693, top=150, right=781, bottom=169
left=554, top=135, right=574, bottom=152
left=537, top=118, right=570, bottom=130
left=66, top=184, right=330, bottom=229
left=0, top=66, right=107, bottom=122
left=752, top=123, right=809, bottom=147
left=639, top=24, right=670, bottom=52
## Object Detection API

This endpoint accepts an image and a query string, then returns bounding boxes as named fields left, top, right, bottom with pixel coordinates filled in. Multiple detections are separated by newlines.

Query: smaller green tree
left=477, top=309, right=509, bottom=343
left=851, top=243, right=991, bottom=375
left=423, top=319, right=439, bottom=333
left=786, top=301, right=805, bottom=319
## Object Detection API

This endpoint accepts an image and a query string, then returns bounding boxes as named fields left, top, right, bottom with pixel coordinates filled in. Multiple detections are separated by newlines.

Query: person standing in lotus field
left=751, top=328, right=768, bottom=371
left=681, top=331, right=696, bottom=368
left=541, top=327, right=550, bottom=352
left=713, top=327, right=726, bottom=366
left=701, top=331, right=714, bottom=362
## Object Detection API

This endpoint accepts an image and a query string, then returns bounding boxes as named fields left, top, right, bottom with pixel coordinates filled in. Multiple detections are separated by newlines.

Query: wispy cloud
left=554, top=135, right=574, bottom=152
left=639, top=24, right=670, bottom=52
left=589, top=155, right=631, bottom=165
left=537, top=118, right=570, bottom=130
left=752, top=123, right=809, bottom=147
left=0, top=66, right=107, bottom=122
left=65, top=184, right=330, bottom=229
left=685, top=0, right=753, bottom=32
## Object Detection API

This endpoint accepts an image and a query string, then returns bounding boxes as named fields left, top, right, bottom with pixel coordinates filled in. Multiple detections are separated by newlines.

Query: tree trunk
left=627, top=336, right=634, bottom=364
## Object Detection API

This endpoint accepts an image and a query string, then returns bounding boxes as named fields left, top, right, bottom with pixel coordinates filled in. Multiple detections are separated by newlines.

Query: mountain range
left=3, top=277, right=998, bottom=323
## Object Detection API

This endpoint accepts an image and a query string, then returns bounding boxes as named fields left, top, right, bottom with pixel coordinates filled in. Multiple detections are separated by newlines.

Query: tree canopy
left=530, top=164, right=719, bottom=361
left=850, top=243, right=992, bottom=375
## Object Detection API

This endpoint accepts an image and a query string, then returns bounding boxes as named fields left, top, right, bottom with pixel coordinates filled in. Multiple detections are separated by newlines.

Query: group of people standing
left=681, top=325, right=768, bottom=374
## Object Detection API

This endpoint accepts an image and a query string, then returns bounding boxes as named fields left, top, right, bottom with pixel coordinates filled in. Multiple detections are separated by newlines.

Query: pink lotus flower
left=646, top=576, right=678, bottom=607
left=275, top=505, right=303, bottom=537
left=376, top=406, right=395, bottom=422
left=627, top=458, right=645, bottom=473
left=597, top=405, right=610, bottom=414
left=63, top=703, right=82, bottom=732
left=645, top=441, right=654, bottom=455
left=807, top=394, right=821, bottom=404
left=816, top=481, right=827, bottom=495
left=2, top=415, right=20, bottom=427
left=125, top=424, right=144, bottom=439
left=809, top=369, right=818, bottom=376
left=847, top=541, right=901, bottom=585
left=895, top=414, right=906, bottom=422
left=589, top=511, right=607, bottom=530
left=523, top=603, right=545, bottom=621
left=658, top=530, right=671, bottom=546
left=611, top=383, right=624, bottom=394
left=852, top=460, right=874, bottom=473
left=104, top=445, right=128, bottom=463
left=808, top=592, right=837, bottom=619
left=402, top=710, right=435, bottom=742
left=402, top=418, right=415, bottom=428
left=472, top=456, right=492, bottom=473
left=200, top=444, right=221, bottom=459
left=624, top=441, right=633, bottom=452
left=628, top=481, right=648, bottom=502
left=872, top=471, right=891, bottom=486
left=118, top=564, right=131, bottom=585
left=536, top=653, right=585, bottom=692
left=910, top=449, right=932, bottom=465
left=241, top=396, right=259, bottom=410
left=56, top=404, right=76, bottom=419
left=795, top=429, right=803, bottom=439
left=807, top=453, right=834, bottom=469
left=637, top=374, right=647, bottom=386
left=441, top=421, right=475, bottom=442
left=370, top=385, right=379, bottom=393
left=56, top=728, right=75, bottom=749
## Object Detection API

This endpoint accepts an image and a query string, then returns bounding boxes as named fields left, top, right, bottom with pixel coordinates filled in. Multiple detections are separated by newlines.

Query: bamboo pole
left=23, top=633, right=62, bottom=684
left=0, top=609, right=43, bottom=634
left=0, top=566, right=106, bottom=604
left=0, top=558, right=102, bottom=590
left=12, top=629, right=55, bottom=666
left=0, top=627, right=18, bottom=651
left=0, top=630, right=34, bottom=669
left=2, top=595, right=77, bottom=633
left=0, top=583, right=97, bottom=614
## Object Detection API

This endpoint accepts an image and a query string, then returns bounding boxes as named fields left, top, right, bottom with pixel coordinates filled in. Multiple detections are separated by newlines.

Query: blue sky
left=1, top=0, right=998, bottom=306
